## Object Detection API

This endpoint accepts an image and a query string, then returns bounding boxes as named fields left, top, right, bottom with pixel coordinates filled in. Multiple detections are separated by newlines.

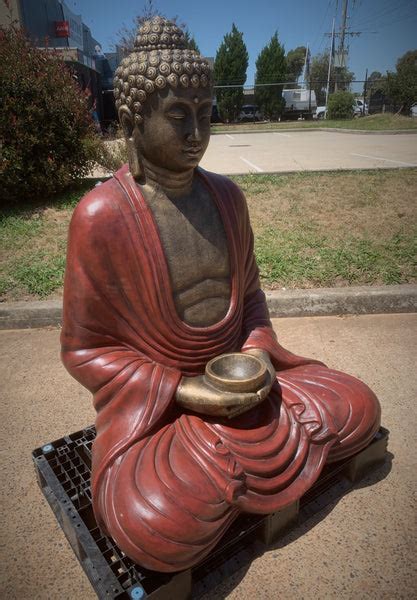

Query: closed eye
left=167, top=109, right=186, bottom=120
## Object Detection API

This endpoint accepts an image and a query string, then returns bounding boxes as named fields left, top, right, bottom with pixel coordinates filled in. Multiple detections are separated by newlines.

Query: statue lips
left=182, top=145, right=203, bottom=159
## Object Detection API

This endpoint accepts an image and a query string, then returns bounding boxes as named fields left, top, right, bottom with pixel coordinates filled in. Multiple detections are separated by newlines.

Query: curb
left=1, top=285, right=416, bottom=330
left=87, top=165, right=417, bottom=181
left=0, top=300, right=63, bottom=330
left=211, top=127, right=417, bottom=136
left=317, top=127, right=417, bottom=135
left=265, top=284, right=417, bottom=318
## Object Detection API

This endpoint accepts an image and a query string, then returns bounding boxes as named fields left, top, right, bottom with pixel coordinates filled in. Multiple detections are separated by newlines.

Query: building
left=95, top=45, right=125, bottom=128
left=1, top=0, right=121, bottom=127
left=0, top=0, right=21, bottom=26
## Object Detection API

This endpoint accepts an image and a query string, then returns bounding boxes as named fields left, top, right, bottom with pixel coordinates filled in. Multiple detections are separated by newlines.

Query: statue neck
left=141, top=158, right=194, bottom=198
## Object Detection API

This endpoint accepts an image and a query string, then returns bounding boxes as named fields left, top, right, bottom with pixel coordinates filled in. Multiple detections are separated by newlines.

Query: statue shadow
left=194, top=451, right=394, bottom=600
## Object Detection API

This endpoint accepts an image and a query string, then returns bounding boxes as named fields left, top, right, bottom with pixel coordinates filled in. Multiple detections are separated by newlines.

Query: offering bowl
left=205, top=353, right=266, bottom=393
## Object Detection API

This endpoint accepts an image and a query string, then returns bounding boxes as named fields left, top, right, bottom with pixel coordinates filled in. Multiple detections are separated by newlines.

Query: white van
left=282, top=89, right=317, bottom=120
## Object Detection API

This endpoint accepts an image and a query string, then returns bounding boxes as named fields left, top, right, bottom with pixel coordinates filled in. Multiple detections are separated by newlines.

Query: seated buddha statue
left=61, top=16, right=381, bottom=573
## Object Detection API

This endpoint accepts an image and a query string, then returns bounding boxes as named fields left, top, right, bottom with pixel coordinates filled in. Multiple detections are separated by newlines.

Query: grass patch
left=323, top=113, right=417, bottom=131
left=0, top=170, right=416, bottom=299
left=232, top=169, right=417, bottom=289
left=254, top=228, right=416, bottom=288
left=212, top=113, right=417, bottom=133
left=0, top=179, right=103, bottom=299
left=9, top=253, right=66, bottom=296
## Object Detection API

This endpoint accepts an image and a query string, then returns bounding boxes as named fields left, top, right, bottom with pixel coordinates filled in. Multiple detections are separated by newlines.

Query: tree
left=116, top=0, right=158, bottom=54
left=368, top=71, right=384, bottom=91
left=385, top=49, right=417, bottom=113
left=116, top=1, right=199, bottom=54
left=286, top=46, right=307, bottom=88
left=184, top=30, right=200, bottom=53
left=366, top=71, right=386, bottom=106
left=309, top=52, right=354, bottom=105
left=213, top=24, right=248, bottom=122
left=0, top=26, right=99, bottom=203
left=254, top=32, right=286, bottom=120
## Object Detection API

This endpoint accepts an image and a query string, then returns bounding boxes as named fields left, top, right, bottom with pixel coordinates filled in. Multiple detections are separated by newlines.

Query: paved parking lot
left=200, top=130, right=417, bottom=174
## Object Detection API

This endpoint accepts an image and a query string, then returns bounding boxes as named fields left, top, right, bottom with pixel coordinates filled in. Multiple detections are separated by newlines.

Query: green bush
left=327, top=90, right=355, bottom=120
left=0, top=27, right=100, bottom=204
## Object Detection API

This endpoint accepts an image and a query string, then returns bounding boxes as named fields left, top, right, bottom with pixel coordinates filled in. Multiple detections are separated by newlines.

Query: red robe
left=61, top=165, right=380, bottom=572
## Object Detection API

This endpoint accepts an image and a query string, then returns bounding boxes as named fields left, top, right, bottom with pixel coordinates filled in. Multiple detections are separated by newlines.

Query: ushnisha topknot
left=113, top=16, right=212, bottom=124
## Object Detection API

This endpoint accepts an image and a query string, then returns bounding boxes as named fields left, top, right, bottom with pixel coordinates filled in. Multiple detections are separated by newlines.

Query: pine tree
left=255, top=32, right=286, bottom=120
left=214, top=24, right=248, bottom=122
left=184, top=30, right=200, bottom=53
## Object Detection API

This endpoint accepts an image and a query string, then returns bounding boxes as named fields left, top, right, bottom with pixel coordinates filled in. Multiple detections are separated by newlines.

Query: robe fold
left=61, top=165, right=380, bottom=572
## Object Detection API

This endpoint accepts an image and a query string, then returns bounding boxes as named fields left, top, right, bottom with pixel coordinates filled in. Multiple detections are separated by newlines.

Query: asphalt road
left=200, top=130, right=417, bottom=174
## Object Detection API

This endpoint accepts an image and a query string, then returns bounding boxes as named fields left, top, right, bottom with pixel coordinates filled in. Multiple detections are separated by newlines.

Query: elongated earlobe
left=118, top=106, right=145, bottom=183
left=126, top=137, right=144, bottom=182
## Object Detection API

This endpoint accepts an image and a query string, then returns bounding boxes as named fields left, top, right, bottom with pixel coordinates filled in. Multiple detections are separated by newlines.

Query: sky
left=65, top=0, right=417, bottom=90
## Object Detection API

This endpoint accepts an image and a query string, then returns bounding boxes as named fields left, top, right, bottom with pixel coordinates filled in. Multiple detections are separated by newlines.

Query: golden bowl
left=205, top=353, right=266, bottom=393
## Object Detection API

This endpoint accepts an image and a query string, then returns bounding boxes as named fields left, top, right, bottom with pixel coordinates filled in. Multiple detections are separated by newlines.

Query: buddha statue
left=61, top=16, right=381, bottom=573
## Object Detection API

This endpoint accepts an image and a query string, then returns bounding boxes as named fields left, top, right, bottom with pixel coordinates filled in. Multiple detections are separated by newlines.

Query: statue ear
left=118, top=106, right=144, bottom=182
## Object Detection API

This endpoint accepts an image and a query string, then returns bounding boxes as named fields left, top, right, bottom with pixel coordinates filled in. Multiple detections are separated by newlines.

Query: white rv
left=282, top=88, right=317, bottom=120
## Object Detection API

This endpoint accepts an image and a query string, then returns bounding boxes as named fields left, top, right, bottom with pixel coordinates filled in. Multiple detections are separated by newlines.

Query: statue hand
left=242, top=348, right=276, bottom=402
left=175, top=374, right=263, bottom=419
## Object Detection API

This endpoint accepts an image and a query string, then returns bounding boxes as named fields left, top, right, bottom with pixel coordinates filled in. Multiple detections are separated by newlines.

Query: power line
left=316, top=0, right=338, bottom=56
left=349, top=0, right=417, bottom=29
left=349, top=0, right=402, bottom=27
left=213, top=79, right=372, bottom=90
left=311, top=0, right=333, bottom=52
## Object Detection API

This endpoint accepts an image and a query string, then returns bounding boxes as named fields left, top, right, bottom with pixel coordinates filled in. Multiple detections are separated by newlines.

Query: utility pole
left=325, top=18, right=335, bottom=116
left=363, top=68, right=368, bottom=115
left=339, top=0, right=349, bottom=70
left=325, top=0, right=364, bottom=91
left=335, top=0, right=348, bottom=91
left=302, top=44, right=312, bottom=114
left=302, top=44, right=309, bottom=88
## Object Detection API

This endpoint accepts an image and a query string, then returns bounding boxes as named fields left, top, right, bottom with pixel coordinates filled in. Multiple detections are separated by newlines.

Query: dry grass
left=233, top=169, right=417, bottom=288
left=240, top=170, right=416, bottom=241
left=212, top=113, right=417, bottom=133
left=0, top=170, right=416, bottom=300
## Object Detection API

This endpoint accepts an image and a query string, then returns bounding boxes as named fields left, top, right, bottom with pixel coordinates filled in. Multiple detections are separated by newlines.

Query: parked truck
left=282, top=88, right=317, bottom=120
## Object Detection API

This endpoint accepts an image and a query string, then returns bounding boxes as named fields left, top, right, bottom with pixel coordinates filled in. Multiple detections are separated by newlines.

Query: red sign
left=55, top=21, right=70, bottom=38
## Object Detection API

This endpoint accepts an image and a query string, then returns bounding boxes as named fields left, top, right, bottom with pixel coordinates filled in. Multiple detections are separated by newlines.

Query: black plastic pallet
left=33, top=426, right=388, bottom=600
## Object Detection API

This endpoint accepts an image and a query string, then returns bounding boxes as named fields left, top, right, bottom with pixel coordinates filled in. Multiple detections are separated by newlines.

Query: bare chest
left=142, top=182, right=231, bottom=326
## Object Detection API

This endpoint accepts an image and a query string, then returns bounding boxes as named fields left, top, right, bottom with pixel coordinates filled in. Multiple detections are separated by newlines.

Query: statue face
left=134, top=86, right=212, bottom=172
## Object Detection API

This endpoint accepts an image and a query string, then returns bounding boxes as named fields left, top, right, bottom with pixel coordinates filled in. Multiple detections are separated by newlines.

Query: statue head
left=114, top=16, right=213, bottom=182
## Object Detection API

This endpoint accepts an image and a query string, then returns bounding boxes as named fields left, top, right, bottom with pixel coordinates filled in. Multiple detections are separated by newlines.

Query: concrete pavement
left=200, top=130, right=417, bottom=174
left=90, top=129, right=417, bottom=179
left=1, top=313, right=416, bottom=599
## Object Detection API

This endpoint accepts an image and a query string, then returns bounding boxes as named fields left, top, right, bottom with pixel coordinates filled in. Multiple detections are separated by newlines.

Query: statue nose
left=186, top=130, right=202, bottom=144
left=186, top=116, right=202, bottom=143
